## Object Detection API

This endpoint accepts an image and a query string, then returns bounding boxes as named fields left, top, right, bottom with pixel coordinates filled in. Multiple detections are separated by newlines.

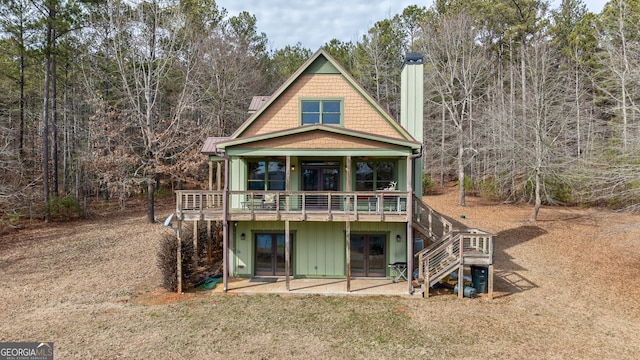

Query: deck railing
left=412, top=194, right=454, bottom=243
left=175, top=190, right=409, bottom=220
left=417, top=229, right=494, bottom=289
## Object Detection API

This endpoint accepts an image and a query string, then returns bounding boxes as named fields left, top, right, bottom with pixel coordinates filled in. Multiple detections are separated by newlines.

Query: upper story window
left=248, top=160, right=285, bottom=190
left=355, top=161, right=395, bottom=191
left=301, top=100, right=342, bottom=125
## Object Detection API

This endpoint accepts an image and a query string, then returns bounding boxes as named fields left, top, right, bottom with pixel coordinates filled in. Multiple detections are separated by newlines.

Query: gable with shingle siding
left=242, top=74, right=404, bottom=140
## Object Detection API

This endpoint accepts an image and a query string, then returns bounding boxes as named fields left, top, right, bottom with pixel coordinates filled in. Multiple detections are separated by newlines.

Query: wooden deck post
left=458, top=235, right=464, bottom=299
left=222, top=158, right=229, bottom=292
left=286, top=156, right=291, bottom=191
left=424, top=257, right=430, bottom=299
left=193, top=220, right=198, bottom=271
left=176, top=220, right=183, bottom=294
left=207, top=161, right=213, bottom=263
left=346, top=220, right=351, bottom=292
left=345, top=156, right=351, bottom=293
left=285, top=220, right=290, bottom=291
left=406, top=155, right=414, bottom=295
left=206, top=220, right=212, bottom=263
left=286, top=156, right=291, bottom=211
left=488, top=264, right=494, bottom=300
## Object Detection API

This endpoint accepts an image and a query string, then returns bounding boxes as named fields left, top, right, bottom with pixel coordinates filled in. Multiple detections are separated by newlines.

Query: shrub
left=550, top=181, right=575, bottom=205
left=479, top=177, right=500, bottom=200
left=422, top=173, right=435, bottom=195
left=456, top=175, right=475, bottom=195
left=156, top=224, right=214, bottom=291
left=157, top=230, right=194, bottom=292
left=48, top=196, right=82, bottom=220
left=154, top=186, right=172, bottom=199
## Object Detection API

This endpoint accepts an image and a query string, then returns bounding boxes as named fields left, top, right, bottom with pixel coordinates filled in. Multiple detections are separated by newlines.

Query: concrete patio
left=212, top=277, right=423, bottom=298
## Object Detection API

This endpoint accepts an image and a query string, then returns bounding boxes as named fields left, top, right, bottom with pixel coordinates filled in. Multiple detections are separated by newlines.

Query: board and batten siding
left=232, top=221, right=407, bottom=278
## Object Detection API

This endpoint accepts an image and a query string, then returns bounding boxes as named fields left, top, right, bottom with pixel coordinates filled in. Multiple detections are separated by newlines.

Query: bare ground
left=1, top=188, right=639, bottom=359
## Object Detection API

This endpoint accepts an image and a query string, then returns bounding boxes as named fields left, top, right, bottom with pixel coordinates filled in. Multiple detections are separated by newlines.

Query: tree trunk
left=52, top=51, right=59, bottom=197
left=529, top=168, right=541, bottom=221
left=440, top=102, right=446, bottom=186
left=63, top=63, right=69, bottom=194
left=520, top=39, right=527, bottom=202
left=42, top=3, right=55, bottom=222
left=458, top=130, right=465, bottom=206
left=147, top=180, right=155, bottom=223
left=19, top=39, right=25, bottom=156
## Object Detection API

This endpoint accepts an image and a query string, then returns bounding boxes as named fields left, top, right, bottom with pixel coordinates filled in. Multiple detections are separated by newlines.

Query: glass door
left=255, top=233, right=292, bottom=276
left=350, top=234, right=386, bottom=277
left=302, top=161, right=340, bottom=209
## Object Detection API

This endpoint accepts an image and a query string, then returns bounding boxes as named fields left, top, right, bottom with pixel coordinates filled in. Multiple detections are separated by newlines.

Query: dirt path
left=1, top=189, right=639, bottom=359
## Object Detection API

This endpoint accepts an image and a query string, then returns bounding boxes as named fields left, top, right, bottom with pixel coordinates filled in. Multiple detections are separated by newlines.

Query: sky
left=216, top=0, right=608, bottom=51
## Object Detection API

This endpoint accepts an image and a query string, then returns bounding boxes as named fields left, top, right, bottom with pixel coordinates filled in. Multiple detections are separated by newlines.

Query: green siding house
left=174, top=49, right=494, bottom=298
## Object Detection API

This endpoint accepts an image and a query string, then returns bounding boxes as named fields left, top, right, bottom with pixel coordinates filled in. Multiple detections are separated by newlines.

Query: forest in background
left=0, top=0, right=638, bottom=228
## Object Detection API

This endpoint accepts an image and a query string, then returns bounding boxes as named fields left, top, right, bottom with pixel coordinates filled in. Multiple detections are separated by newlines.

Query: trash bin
left=471, top=266, right=488, bottom=294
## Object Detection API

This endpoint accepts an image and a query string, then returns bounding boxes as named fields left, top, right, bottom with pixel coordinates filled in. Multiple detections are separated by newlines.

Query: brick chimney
left=400, top=53, right=424, bottom=197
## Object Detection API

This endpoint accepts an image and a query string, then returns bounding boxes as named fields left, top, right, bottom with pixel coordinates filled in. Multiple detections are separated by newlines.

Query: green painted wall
left=228, top=157, right=246, bottom=209
left=350, top=222, right=407, bottom=267
left=232, top=221, right=407, bottom=278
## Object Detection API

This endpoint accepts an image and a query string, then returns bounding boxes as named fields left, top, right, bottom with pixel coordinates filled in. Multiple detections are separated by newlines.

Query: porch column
left=217, top=161, right=222, bottom=191
left=345, top=156, right=351, bottom=292
left=488, top=264, right=494, bottom=300
left=285, top=220, right=290, bottom=291
left=176, top=220, right=183, bottom=294
left=207, top=161, right=213, bottom=262
left=193, top=220, right=198, bottom=271
left=286, top=156, right=291, bottom=191
left=285, top=155, right=291, bottom=212
left=406, top=155, right=414, bottom=295
left=346, top=220, right=351, bottom=292
left=285, top=157, right=291, bottom=292
left=458, top=235, right=464, bottom=299
left=222, top=157, right=229, bottom=292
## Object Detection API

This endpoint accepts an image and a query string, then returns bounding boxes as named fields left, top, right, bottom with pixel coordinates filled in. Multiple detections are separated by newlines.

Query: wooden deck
left=175, top=190, right=410, bottom=222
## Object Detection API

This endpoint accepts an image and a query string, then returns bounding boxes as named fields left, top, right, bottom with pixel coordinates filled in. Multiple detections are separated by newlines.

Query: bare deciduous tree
left=421, top=12, right=488, bottom=206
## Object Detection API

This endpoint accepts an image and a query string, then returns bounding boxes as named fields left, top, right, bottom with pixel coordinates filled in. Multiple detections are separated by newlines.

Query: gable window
left=248, top=160, right=285, bottom=190
left=301, top=100, right=342, bottom=125
left=355, top=161, right=395, bottom=191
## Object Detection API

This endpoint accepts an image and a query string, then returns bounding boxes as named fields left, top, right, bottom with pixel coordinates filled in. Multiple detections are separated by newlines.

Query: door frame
left=301, top=160, right=341, bottom=209
left=348, top=233, right=388, bottom=278
left=254, top=232, right=294, bottom=276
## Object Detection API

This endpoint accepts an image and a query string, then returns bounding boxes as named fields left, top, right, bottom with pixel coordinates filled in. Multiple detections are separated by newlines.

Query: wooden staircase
left=411, top=195, right=494, bottom=299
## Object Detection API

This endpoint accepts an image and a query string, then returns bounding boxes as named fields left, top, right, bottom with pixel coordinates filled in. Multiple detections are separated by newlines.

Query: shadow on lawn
left=492, top=225, right=547, bottom=298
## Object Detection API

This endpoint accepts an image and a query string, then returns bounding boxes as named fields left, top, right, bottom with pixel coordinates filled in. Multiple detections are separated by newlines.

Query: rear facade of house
left=175, top=49, right=494, bottom=296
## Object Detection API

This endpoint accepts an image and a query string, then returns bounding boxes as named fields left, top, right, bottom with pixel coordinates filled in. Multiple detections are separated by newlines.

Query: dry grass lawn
left=1, top=188, right=639, bottom=359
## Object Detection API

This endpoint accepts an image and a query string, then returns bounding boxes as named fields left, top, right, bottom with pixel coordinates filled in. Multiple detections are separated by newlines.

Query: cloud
left=216, top=0, right=607, bottom=50
left=217, top=0, right=416, bottom=50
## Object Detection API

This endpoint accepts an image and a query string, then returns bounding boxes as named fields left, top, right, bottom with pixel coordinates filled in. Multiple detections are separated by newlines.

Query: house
left=174, top=49, right=494, bottom=298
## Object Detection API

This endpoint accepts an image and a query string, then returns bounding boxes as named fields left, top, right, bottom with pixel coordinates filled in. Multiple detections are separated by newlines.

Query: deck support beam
left=285, top=219, right=291, bottom=291
left=176, top=220, right=183, bottom=294
left=458, top=235, right=464, bottom=299
left=488, top=264, right=494, bottom=300
left=346, top=220, right=351, bottom=292
left=222, top=157, right=229, bottom=292
left=345, top=156, right=351, bottom=293
left=193, top=220, right=198, bottom=271
left=207, top=161, right=212, bottom=262
left=406, top=155, right=414, bottom=295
